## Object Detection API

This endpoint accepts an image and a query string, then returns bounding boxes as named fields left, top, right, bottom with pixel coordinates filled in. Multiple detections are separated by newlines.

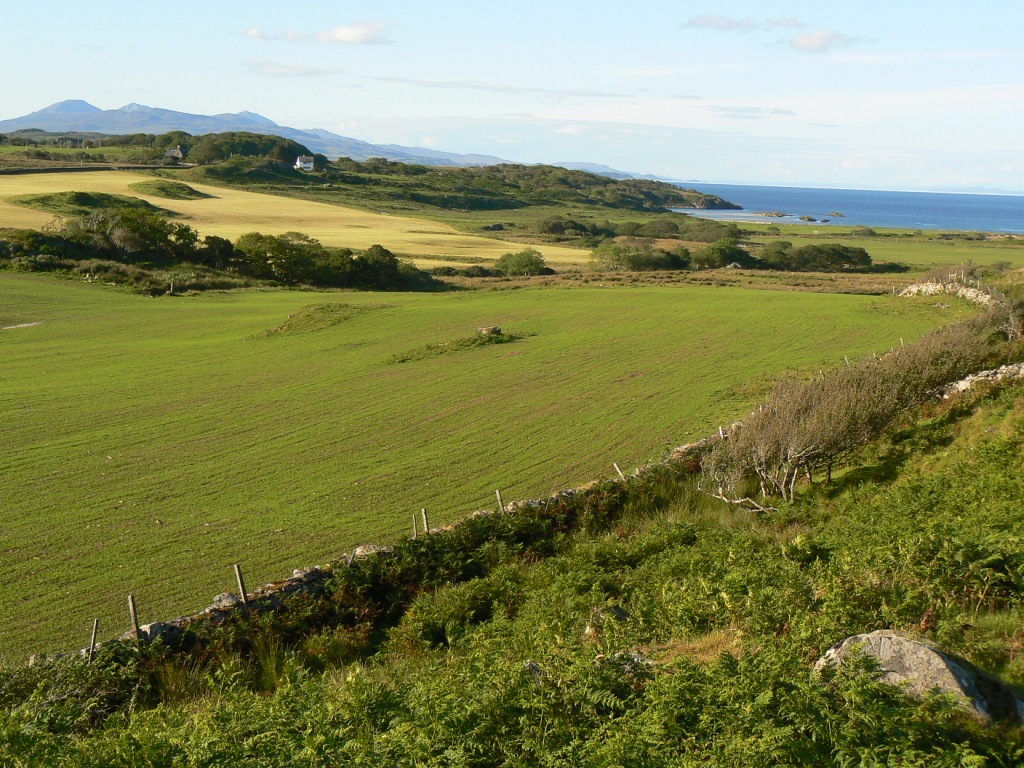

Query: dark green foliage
left=760, top=241, right=873, bottom=271
left=494, top=248, right=548, bottom=275
left=189, top=155, right=306, bottom=184
left=692, top=238, right=758, bottom=269
left=675, top=216, right=742, bottom=243
left=233, top=230, right=325, bottom=283
left=55, top=208, right=198, bottom=266
left=529, top=215, right=737, bottom=247
left=1, top=213, right=438, bottom=292
left=231, top=158, right=740, bottom=213
left=178, top=132, right=312, bottom=165
left=231, top=235, right=435, bottom=290
left=590, top=241, right=690, bottom=271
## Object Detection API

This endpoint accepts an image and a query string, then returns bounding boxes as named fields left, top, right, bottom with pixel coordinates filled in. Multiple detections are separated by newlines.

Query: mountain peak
left=35, top=100, right=102, bottom=115
left=236, top=110, right=277, bottom=125
left=0, top=100, right=515, bottom=167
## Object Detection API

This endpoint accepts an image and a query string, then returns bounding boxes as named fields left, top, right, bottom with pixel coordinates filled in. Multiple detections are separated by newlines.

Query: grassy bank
left=3, top=383, right=1023, bottom=765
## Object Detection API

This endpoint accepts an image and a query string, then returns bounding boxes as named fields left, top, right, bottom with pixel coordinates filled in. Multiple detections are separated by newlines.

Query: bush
left=590, top=242, right=689, bottom=272
left=495, top=249, right=547, bottom=276
left=691, top=238, right=755, bottom=269
left=701, top=317, right=1000, bottom=505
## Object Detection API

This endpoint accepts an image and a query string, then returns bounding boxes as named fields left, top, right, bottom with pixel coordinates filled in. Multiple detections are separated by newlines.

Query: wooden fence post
left=421, top=508, right=430, bottom=534
left=88, top=618, right=99, bottom=663
left=234, top=563, right=251, bottom=615
left=613, top=463, right=626, bottom=481
left=412, top=513, right=419, bottom=539
left=496, top=489, right=506, bottom=514
left=127, top=594, right=142, bottom=644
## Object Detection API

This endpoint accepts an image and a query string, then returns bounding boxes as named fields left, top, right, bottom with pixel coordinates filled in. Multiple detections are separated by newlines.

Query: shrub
left=495, top=248, right=547, bottom=276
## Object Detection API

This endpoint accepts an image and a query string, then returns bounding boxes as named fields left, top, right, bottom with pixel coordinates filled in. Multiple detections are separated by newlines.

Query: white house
left=295, top=155, right=315, bottom=172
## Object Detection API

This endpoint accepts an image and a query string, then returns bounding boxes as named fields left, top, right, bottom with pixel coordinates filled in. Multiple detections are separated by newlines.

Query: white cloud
left=244, top=23, right=392, bottom=45
left=554, top=124, right=588, bottom=135
left=683, top=15, right=805, bottom=32
left=245, top=27, right=309, bottom=42
left=707, top=106, right=795, bottom=120
left=789, top=30, right=863, bottom=53
left=314, top=23, right=392, bottom=45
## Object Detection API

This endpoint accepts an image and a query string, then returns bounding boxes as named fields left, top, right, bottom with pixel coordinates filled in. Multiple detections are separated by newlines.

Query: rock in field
left=815, top=630, right=1024, bottom=723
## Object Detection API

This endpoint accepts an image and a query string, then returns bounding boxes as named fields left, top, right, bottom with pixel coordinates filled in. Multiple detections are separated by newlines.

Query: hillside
left=179, top=155, right=739, bottom=213
left=3, top=363, right=1023, bottom=764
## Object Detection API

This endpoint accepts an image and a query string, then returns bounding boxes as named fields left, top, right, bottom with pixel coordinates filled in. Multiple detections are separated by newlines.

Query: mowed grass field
left=0, top=273, right=965, bottom=654
left=0, top=171, right=586, bottom=266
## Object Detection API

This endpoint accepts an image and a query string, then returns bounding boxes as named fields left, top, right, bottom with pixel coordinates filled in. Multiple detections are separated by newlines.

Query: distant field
left=0, top=273, right=965, bottom=654
left=0, top=170, right=586, bottom=265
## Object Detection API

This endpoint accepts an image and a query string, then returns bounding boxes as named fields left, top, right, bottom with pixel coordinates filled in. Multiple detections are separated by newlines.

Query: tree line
left=0, top=208, right=434, bottom=291
left=589, top=237, right=875, bottom=273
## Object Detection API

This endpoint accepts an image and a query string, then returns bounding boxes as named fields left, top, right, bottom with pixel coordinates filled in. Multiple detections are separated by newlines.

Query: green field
left=0, top=274, right=966, bottom=654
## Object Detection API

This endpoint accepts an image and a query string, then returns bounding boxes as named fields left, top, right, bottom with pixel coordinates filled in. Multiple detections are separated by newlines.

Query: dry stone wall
left=899, top=280, right=998, bottom=307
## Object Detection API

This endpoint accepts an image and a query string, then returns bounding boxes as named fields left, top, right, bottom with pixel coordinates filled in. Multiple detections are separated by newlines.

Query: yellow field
left=0, top=171, right=586, bottom=265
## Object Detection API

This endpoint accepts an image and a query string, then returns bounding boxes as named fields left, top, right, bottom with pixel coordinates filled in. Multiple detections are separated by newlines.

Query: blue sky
left=4, top=1, right=1023, bottom=191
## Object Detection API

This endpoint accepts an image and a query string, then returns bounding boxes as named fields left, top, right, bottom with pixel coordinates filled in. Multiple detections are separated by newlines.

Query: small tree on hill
left=495, top=249, right=547, bottom=276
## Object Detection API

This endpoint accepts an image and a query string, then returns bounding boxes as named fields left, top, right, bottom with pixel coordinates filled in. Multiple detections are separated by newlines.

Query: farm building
left=294, top=155, right=315, bottom=172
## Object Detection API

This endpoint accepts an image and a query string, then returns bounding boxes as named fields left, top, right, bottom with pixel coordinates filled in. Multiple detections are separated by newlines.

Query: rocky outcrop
left=815, top=630, right=1024, bottom=723
left=940, top=362, right=1024, bottom=398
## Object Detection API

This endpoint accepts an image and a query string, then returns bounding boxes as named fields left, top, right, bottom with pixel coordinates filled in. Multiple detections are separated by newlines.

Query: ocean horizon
left=674, top=182, right=1024, bottom=234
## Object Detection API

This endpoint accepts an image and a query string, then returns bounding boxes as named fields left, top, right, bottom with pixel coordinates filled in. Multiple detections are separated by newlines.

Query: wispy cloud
left=314, top=23, right=392, bottom=45
left=245, top=23, right=393, bottom=45
left=682, top=15, right=867, bottom=54
left=243, top=60, right=344, bottom=77
left=707, top=106, right=795, bottom=120
left=831, top=49, right=1024, bottom=64
left=245, top=27, right=308, bottom=42
left=554, top=124, right=588, bottom=136
left=683, top=15, right=805, bottom=32
left=371, top=76, right=627, bottom=98
left=788, top=29, right=865, bottom=53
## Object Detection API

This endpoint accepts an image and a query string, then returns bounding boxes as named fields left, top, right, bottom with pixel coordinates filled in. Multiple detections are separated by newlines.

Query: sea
left=672, top=183, right=1024, bottom=234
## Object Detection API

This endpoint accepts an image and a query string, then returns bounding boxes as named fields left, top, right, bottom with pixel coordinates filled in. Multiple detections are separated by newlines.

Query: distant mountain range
left=0, top=100, right=516, bottom=168
left=0, top=101, right=663, bottom=180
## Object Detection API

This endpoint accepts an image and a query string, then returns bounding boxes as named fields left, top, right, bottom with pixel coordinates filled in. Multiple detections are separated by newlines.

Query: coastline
left=672, top=182, right=1024, bottom=234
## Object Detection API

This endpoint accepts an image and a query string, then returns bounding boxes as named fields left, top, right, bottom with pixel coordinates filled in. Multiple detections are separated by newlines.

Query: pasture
left=0, top=273, right=964, bottom=654
left=0, top=170, right=586, bottom=266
